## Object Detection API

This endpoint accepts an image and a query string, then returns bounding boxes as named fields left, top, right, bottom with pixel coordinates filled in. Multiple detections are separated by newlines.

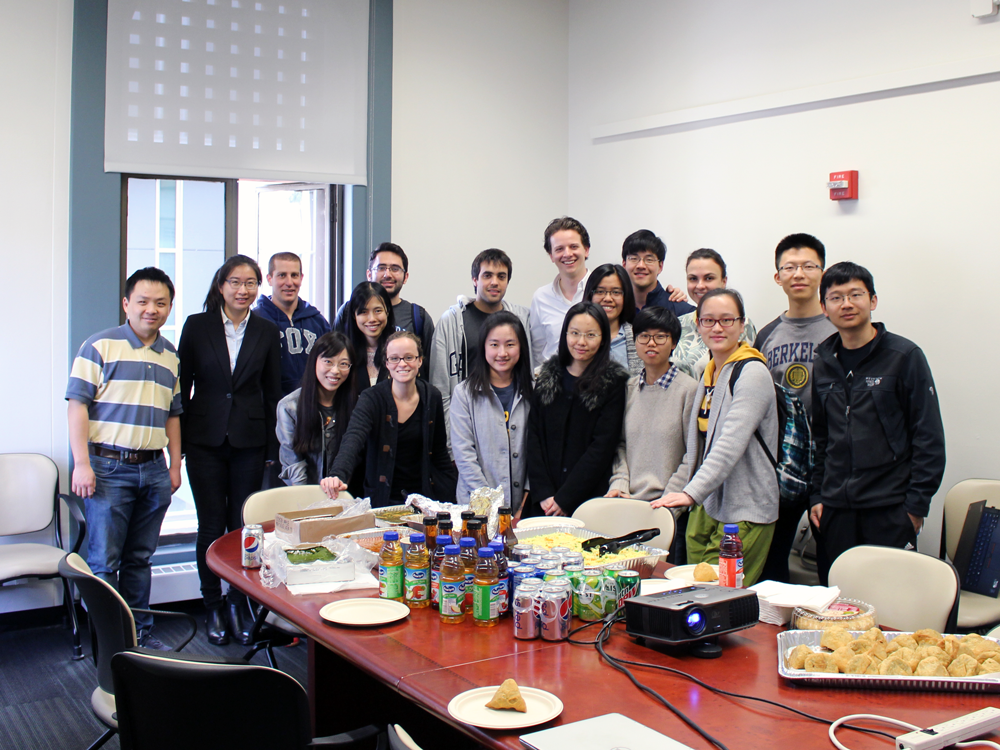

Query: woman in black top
left=178, top=254, right=281, bottom=646
left=525, top=301, right=629, bottom=517
left=335, top=282, right=394, bottom=393
left=325, top=332, right=456, bottom=507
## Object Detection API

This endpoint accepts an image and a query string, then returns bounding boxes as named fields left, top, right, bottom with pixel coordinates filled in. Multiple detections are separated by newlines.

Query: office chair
left=829, top=545, right=960, bottom=632
left=0, top=453, right=86, bottom=660
left=940, top=479, right=1000, bottom=631
left=571, top=496, right=675, bottom=552
left=111, top=649, right=383, bottom=749
left=58, top=553, right=197, bottom=750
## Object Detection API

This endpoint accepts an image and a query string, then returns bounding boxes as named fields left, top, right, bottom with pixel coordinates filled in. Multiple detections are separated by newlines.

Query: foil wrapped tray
left=777, top=630, right=1000, bottom=692
left=513, top=524, right=667, bottom=577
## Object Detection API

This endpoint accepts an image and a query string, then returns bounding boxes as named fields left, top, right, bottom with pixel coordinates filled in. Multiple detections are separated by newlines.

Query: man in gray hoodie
left=431, top=249, right=533, bottom=435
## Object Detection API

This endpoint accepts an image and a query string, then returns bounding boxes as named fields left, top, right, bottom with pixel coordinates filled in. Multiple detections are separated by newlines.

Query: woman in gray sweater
left=449, top=312, right=532, bottom=513
left=655, top=288, right=778, bottom=586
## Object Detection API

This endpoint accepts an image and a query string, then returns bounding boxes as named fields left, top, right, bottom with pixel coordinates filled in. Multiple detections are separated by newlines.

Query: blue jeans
left=85, top=452, right=172, bottom=631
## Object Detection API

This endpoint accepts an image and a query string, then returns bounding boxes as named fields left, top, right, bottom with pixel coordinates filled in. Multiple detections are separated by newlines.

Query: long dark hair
left=557, top=302, right=613, bottom=397
left=466, top=311, right=533, bottom=400
left=292, top=332, right=358, bottom=455
left=335, top=281, right=395, bottom=375
left=584, top=263, right=636, bottom=325
left=204, top=254, right=262, bottom=313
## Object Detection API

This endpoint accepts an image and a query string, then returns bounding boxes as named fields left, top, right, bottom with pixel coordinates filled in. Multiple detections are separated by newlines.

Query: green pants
left=686, top=504, right=775, bottom=587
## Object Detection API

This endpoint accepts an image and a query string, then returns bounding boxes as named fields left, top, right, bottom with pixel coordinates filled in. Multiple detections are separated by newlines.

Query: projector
left=624, top=585, right=758, bottom=655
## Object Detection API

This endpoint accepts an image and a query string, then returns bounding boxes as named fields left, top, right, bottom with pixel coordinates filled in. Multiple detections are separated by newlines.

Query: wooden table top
left=208, top=527, right=999, bottom=749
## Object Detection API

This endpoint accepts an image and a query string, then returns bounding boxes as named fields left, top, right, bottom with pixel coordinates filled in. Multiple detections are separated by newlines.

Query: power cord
left=828, top=715, right=1000, bottom=750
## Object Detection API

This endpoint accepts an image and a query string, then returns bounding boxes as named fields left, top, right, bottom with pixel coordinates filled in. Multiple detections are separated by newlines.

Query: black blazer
left=329, top=378, right=457, bottom=507
left=178, top=310, right=282, bottom=460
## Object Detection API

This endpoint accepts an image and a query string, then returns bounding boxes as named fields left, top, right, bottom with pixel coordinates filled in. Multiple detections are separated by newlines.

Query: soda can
left=511, top=544, right=533, bottom=562
left=539, top=584, right=572, bottom=641
left=513, top=583, right=540, bottom=640
left=562, top=564, right=584, bottom=615
left=520, top=556, right=542, bottom=567
left=543, top=569, right=569, bottom=584
left=511, top=564, right=537, bottom=592
left=550, top=546, right=572, bottom=556
left=242, top=524, right=264, bottom=568
left=616, top=569, right=641, bottom=609
left=601, top=570, right=621, bottom=615
left=540, top=554, right=563, bottom=568
left=530, top=546, right=548, bottom=557
left=533, top=562, right=557, bottom=579
left=561, top=552, right=585, bottom=567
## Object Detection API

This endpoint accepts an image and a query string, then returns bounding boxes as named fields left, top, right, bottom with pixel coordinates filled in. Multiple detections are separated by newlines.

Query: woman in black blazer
left=525, top=302, right=629, bottom=518
left=178, top=254, right=281, bottom=647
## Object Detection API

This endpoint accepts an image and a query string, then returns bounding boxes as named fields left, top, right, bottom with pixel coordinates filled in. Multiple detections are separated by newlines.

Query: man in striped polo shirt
left=66, top=267, right=182, bottom=650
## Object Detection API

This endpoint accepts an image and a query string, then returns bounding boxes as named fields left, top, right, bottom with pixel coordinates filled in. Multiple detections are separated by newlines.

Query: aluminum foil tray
left=513, top=524, right=667, bottom=577
left=777, top=630, right=1000, bottom=693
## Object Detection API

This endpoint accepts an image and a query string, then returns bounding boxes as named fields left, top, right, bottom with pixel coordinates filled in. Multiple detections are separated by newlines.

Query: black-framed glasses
left=824, top=291, right=868, bottom=306
left=373, top=264, right=404, bottom=275
left=635, top=332, right=671, bottom=345
left=778, top=262, right=823, bottom=275
left=592, top=288, right=624, bottom=299
left=698, top=317, right=742, bottom=328
left=386, top=354, right=419, bottom=365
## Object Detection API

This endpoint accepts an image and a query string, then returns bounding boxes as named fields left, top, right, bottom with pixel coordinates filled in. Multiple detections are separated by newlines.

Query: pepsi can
left=533, top=562, right=557, bottom=579
left=242, top=524, right=263, bottom=569
left=511, top=564, right=536, bottom=591
left=539, top=584, right=572, bottom=641
left=513, top=583, right=540, bottom=639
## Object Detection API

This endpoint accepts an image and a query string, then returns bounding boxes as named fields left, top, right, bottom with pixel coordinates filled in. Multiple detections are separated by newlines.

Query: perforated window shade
left=105, top=0, right=369, bottom=184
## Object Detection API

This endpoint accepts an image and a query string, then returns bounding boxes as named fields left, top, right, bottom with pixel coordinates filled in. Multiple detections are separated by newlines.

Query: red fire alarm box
left=828, top=171, right=858, bottom=200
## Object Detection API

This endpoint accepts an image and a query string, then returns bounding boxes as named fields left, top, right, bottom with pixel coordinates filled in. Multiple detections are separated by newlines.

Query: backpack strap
left=727, top=358, right=777, bottom=469
left=412, top=303, right=424, bottom=337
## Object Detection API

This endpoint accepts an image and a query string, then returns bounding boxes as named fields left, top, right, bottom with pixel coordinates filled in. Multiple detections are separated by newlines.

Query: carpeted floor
left=0, top=602, right=307, bottom=750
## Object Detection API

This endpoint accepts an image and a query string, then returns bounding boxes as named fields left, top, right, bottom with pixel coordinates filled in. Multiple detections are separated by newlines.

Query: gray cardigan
left=276, top=388, right=321, bottom=485
left=448, top=379, right=529, bottom=512
left=667, top=356, right=779, bottom=525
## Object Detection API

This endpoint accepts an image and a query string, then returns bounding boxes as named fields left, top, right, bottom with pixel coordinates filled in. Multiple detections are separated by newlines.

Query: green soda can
left=543, top=570, right=569, bottom=584
left=615, top=569, right=641, bottom=609
left=576, top=568, right=607, bottom=622
left=562, top=564, right=584, bottom=617
left=601, top=570, right=621, bottom=615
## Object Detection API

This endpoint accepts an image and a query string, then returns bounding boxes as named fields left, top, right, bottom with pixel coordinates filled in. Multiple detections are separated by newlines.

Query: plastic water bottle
left=459, top=537, right=478, bottom=609
left=378, top=530, right=404, bottom=601
left=404, top=533, right=430, bottom=608
left=430, top=534, right=450, bottom=609
left=489, top=540, right=510, bottom=616
left=472, top=547, right=500, bottom=628
left=718, top=523, right=744, bottom=588
left=439, top=545, right=466, bottom=624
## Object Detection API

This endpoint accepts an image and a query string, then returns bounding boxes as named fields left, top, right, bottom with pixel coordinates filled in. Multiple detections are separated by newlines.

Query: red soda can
left=242, top=524, right=264, bottom=568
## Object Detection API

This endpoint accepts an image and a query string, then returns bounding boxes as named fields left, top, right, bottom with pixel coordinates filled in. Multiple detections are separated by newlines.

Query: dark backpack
left=728, top=358, right=813, bottom=504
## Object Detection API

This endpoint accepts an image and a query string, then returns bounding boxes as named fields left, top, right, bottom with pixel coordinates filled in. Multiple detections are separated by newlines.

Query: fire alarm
left=828, top=171, right=858, bottom=200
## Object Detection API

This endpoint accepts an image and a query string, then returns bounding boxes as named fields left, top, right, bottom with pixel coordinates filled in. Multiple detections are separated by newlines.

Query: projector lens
left=685, top=607, right=706, bottom=635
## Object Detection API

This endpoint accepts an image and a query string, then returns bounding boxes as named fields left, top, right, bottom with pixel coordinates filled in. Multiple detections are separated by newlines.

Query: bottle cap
left=436, top=535, right=452, bottom=546
left=489, top=540, right=504, bottom=552
left=478, top=547, right=495, bottom=558
left=461, top=510, right=475, bottom=520
left=498, top=507, right=512, bottom=515
left=409, top=533, right=425, bottom=544
left=459, top=537, right=476, bottom=547
left=383, top=530, right=399, bottom=541
left=422, top=516, right=437, bottom=525
left=438, top=520, right=453, bottom=530
left=444, top=544, right=460, bottom=555
left=723, top=523, right=739, bottom=534
left=436, top=511, right=451, bottom=520
left=467, top=519, right=483, bottom=530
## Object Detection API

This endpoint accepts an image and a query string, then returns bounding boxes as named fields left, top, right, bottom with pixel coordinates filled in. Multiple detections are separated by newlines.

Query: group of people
left=66, top=216, right=946, bottom=649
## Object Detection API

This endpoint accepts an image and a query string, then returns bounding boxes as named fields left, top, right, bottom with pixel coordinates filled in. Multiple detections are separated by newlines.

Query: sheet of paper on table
left=749, top=580, right=841, bottom=626
left=519, top=713, right=695, bottom=750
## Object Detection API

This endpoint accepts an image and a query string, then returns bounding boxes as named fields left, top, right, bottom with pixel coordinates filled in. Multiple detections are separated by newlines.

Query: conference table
left=208, top=527, right=999, bottom=749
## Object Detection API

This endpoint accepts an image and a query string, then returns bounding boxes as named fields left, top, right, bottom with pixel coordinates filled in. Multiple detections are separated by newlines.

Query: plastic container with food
left=792, top=598, right=877, bottom=631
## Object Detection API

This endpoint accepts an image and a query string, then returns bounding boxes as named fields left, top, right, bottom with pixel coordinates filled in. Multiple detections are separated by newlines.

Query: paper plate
left=319, top=598, right=410, bottom=626
left=515, top=517, right=586, bottom=529
left=664, top=564, right=720, bottom=586
left=447, top=686, right=563, bottom=730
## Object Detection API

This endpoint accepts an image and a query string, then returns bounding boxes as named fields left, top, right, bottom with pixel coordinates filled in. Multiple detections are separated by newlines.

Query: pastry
left=486, top=679, right=527, bottom=713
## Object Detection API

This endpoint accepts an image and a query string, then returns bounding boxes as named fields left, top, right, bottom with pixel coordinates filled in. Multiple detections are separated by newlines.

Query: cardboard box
left=274, top=507, right=377, bottom=544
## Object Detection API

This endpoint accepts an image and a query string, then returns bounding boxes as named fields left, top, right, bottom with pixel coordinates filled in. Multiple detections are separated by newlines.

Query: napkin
left=749, top=580, right=841, bottom=626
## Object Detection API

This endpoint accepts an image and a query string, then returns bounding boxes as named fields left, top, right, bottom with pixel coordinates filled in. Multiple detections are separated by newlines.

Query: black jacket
left=178, top=310, right=282, bottom=460
left=330, top=378, right=457, bottom=507
left=810, top=324, right=945, bottom=517
left=525, top=357, right=629, bottom=516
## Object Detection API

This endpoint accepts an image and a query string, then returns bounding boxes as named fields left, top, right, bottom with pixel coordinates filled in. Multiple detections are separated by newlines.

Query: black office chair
left=58, top=553, right=197, bottom=750
left=111, top=649, right=385, bottom=749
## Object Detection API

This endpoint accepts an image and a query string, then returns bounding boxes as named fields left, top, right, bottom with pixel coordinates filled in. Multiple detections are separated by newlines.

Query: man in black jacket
left=809, top=262, right=945, bottom=584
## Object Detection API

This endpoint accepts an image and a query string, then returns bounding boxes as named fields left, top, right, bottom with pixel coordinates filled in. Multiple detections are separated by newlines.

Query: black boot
left=227, top=600, right=252, bottom=646
left=206, top=605, right=229, bottom=646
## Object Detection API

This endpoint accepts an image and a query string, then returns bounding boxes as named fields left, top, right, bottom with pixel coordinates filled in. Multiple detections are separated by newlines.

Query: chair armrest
left=124, top=647, right=246, bottom=666
left=132, top=608, right=198, bottom=651
left=58, top=494, right=87, bottom=555
left=308, top=724, right=383, bottom=746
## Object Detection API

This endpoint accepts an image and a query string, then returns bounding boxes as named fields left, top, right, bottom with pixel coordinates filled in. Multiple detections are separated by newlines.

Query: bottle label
left=719, top=556, right=744, bottom=588
left=404, top=565, right=429, bottom=602
left=430, top=569, right=441, bottom=605
left=464, top=572, right=475, bottom=606
left=379, top=563, right=403, bottom=599
left=473, top=582, right=501, bottom=621
left=496, top=578, right=509, bottom=614
left=440, top=579, right=465, bottom=616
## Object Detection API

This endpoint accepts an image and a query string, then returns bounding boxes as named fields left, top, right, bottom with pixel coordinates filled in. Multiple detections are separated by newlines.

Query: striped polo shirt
left=66, top=323, right=182, bottom=451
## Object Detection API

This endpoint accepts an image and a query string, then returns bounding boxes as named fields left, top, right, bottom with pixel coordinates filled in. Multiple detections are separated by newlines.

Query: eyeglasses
left=321, top=361, right=352, bottom=371
left=386, top=354, right=419, bottom=365
left=592, top=288, right=623, bottom=299
left=373, top=264, right=404, bottom=275
left=778, top=262, right=823, bottom=275
left=824, top=291, right=869, bottom=306
left=698, top=317, right=742, bottom=328
left=635, top=332, right=671, bottom=345
left=624, top=255, right=660, bottom=267
left=567, top=330, right=601, bottom=342
left=225, top=278, right=258, bottom=290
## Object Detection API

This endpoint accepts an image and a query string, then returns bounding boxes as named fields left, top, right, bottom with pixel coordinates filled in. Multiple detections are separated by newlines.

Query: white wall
left=568, top=0, right=1000, bottom=551
left=0, top=0, right=74, bottom=610
left=391, top=0, right=569, bottom=320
